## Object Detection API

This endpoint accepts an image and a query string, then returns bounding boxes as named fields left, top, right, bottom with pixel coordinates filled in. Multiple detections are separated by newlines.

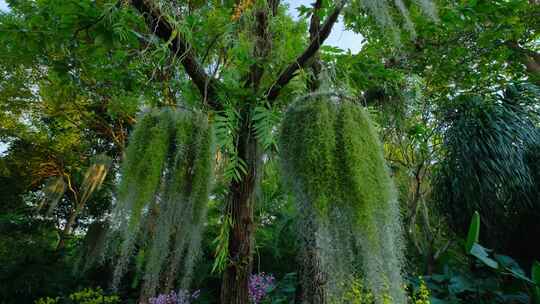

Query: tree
left=0, top=5, right=167, bottom=301
left=125, top=1, right=346, bottom=302
left=0, top=0, right=151, bottom=231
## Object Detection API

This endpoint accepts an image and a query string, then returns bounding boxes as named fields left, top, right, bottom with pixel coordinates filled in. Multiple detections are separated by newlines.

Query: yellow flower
left=231, top=0, right=254, bottom=21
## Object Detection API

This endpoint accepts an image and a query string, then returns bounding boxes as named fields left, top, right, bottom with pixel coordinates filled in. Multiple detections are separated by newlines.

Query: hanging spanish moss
left=104, top=108, right=214, bottom=297
left=144, top=112, right=213, bottom=295
left=80, top=154, right=111, bottom=206
left=413, top=0, right=439, bottom=20
left=39, top=176, right=66, bottom=214
left=393, top=0, right=415, bottom=37
left=352, top=0, right=438, bottom=41
left=280, top=95, right=405, bottom=303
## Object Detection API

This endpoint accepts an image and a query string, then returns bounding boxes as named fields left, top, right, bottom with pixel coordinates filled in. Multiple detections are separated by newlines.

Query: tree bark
left=306, top=0, right=323, bottom=92
left=505, top=41, right=540, bottom=85
left=131, top=0, right=222, bottom=109
left=220, top=3, right=272, bottom=301
left=56, top=203, right=80, bottom=250
left=220, top=112, right=261, bottom=304
left=57, top=177, right=82, bottom=251
left=296, top=212, right=327, bottom=304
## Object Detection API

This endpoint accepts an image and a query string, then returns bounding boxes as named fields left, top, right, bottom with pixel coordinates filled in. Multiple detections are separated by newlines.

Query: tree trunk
left=505, top=41, right=540, bottom=85
left=220, top=112, right=260, bottom=304
left=57, top=199, right=84, bottom=250
left=296, top=210, right=327, bottom=304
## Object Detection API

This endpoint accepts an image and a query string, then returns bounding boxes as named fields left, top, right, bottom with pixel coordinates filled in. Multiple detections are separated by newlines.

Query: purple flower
left=248, top=273, right=275, bottom=304
left=147, top=289, right=200, bottom=304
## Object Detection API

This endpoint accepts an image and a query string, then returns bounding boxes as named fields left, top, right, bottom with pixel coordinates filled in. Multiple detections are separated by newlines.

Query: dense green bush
left=0, top=214, right=75, bottom=303
left=434, top=84, right=540, bottom=258
left=34, top=288, right=120, bottom=304
left=414, top=212, right=540, bottom=304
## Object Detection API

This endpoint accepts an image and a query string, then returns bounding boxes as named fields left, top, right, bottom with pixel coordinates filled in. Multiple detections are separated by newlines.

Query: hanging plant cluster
left=280, top=95, right=405, bottom=303
left=106, top=108, right=214, bottom=297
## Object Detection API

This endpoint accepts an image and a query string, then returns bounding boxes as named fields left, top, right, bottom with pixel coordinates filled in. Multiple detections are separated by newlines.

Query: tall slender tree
left=124, top=1, right=438, bottom=302
left=128, top=1, right=345, bottom=302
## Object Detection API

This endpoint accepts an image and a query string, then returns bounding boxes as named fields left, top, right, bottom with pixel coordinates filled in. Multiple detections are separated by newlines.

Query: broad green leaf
left=534, top=261, right=540, bottom=304
left=494, top=254, right=534, bottom=284
left=465, top=211, right=480, bottom=253
left=449, top=275, right=475, bottom=294
left=470, top=243, right=498, bottom=269
left=533, top=261, right=540, bottom=285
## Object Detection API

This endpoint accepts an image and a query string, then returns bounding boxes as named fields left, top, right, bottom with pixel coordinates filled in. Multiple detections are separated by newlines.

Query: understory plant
left=338, top=277, right=431, bottom=304
left=34, top=288, right=120, bottom=304
left=416, top=212, right=540, bottom=304
left=434, top=84, right=540, bottom=257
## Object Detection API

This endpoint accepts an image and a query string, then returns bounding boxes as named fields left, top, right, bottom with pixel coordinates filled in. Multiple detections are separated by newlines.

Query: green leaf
left=449, top=275, right=475, bottom=294
left=296, top=5, right=312, bottom=17
left=495, top=254, right=534, bottom=284
left=212, top=215, right=232, bottom=274
left=429, top=297, right=447, bottom=304
left=470, top=243, right=499, bottom=269
left=532, top=261, right=540, bottom=304
left=465, top=211, right=480, bottom=253
left=533, top=261, right=540, bottom=285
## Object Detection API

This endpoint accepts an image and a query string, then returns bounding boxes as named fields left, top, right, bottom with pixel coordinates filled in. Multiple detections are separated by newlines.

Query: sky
left=286, top=0, right=363, bottom=53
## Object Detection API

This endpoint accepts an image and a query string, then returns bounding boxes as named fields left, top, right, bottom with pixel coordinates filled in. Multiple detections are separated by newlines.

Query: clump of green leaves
left=69, top=288, right=120, bottom=304
left=421, top=211, right=540, bottom=303
left=34, top=288, right=120, bottom=304
left=434, top=84, right=540, bottom=253
left=337, top=277, right=431, bottom=304
left=280, top=96, right=405, bottom=303
left=105, top=108, right=214, bottom=296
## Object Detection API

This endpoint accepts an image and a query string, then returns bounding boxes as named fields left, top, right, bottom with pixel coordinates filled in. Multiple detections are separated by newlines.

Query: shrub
left=34, top=288, right=120, bottom=304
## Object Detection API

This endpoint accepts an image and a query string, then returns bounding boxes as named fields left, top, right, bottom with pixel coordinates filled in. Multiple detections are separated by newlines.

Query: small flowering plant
left=248, top=273, right=275, bottom=304
left=147, top=289, right=200, bottom=304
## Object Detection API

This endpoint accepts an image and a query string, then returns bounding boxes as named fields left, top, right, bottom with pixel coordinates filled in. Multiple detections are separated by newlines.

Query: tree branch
left=307, top=0, right=323, bottom=91
left=131, top=0, right=221, bottom=109
left=265, top=1, right=346, bottom=101
left=244, top=7, right=271, bottom=90
left=505, top=41, right=540, bottom=85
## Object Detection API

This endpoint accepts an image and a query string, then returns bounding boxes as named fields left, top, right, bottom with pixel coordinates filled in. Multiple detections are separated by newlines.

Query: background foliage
left=0, top=0, right=539, bottom=303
